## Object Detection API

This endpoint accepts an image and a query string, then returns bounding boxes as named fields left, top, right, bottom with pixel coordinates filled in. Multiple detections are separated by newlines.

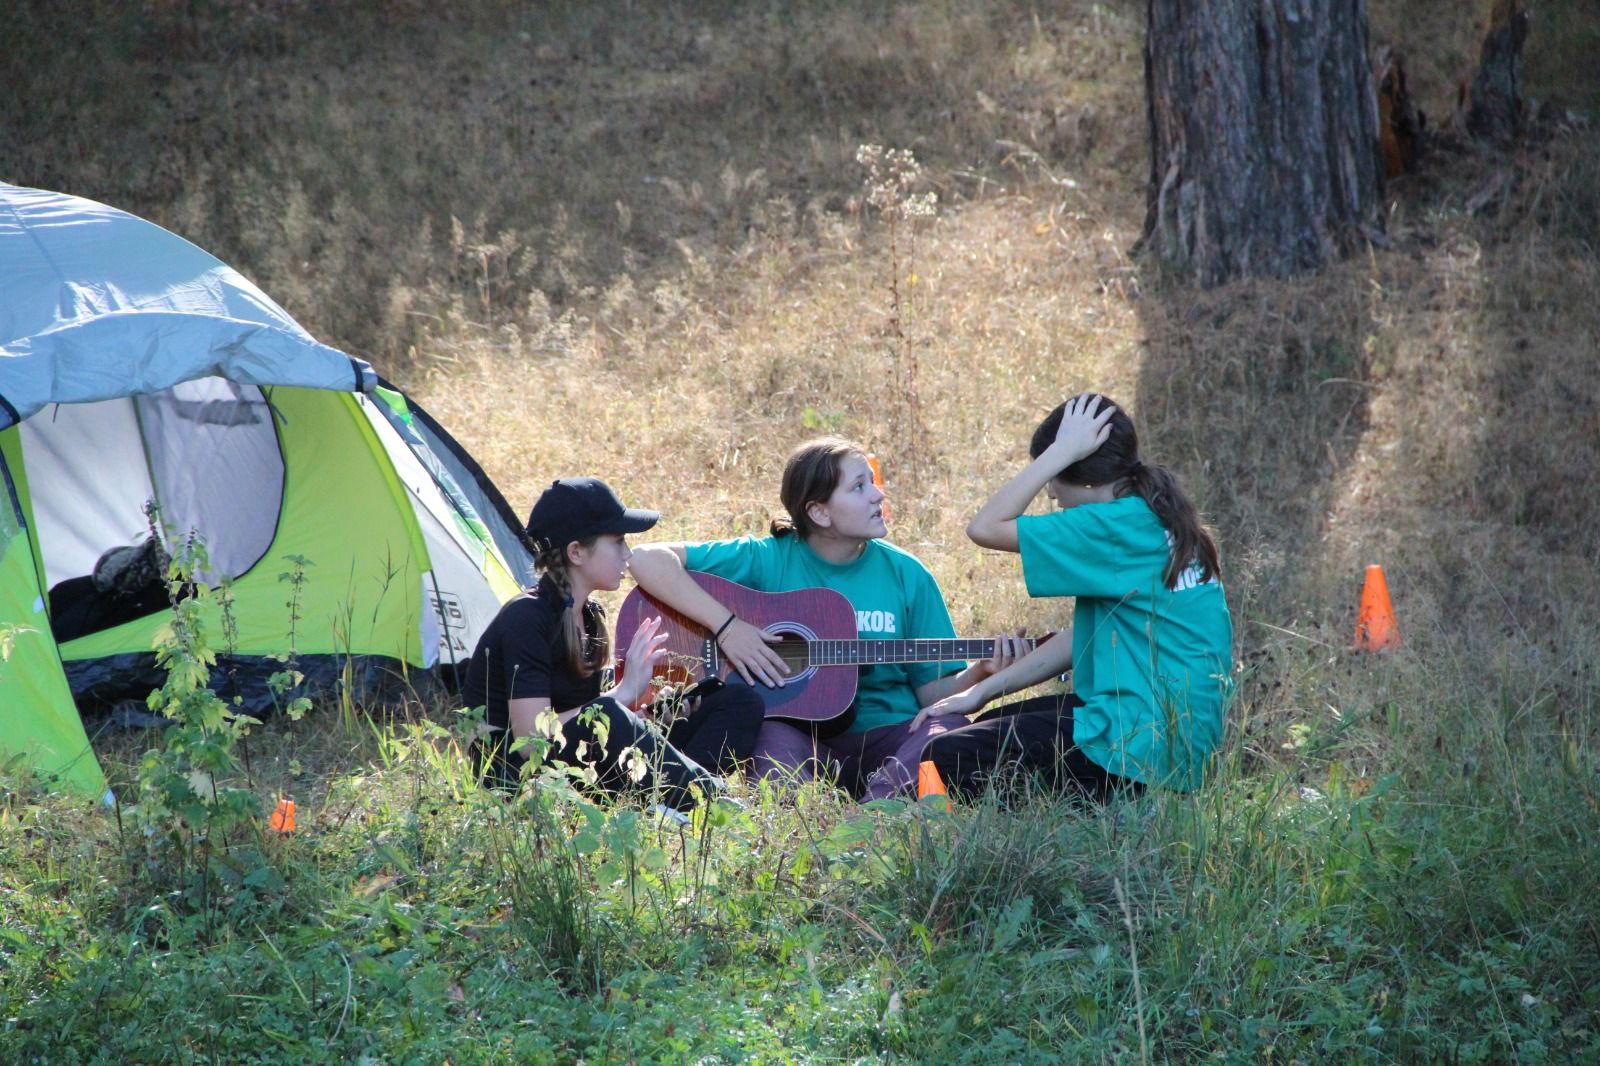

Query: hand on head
left=1054, top=393, right=1116, bottom=462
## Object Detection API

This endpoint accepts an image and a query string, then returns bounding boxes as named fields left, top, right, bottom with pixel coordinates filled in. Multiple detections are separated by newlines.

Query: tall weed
left=129, top=528, right=266, bottom=920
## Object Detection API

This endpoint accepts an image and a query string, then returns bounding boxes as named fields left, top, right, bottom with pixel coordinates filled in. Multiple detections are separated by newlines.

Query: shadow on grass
left=1129, top=261, right=1376, bottom=645
left=1129, top=115, right=1600, bottom=646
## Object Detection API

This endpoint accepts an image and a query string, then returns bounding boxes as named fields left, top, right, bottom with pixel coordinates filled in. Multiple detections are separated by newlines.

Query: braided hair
left=533, top=540, right=611, bottom=677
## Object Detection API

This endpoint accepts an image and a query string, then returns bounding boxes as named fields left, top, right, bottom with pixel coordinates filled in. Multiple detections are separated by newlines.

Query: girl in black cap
left=462, top=477, right=763, bottom=813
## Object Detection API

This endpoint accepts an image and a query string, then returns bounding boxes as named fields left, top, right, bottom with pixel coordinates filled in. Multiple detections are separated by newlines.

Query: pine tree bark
left=1463, top=0, right=1529, bottom=143
left=1139, top=0, right=1385, bottom=286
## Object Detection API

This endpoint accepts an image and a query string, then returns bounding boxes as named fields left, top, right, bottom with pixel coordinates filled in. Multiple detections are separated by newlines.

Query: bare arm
left=627, top=543, right=715, bottom=622
left=627, top=543, right=792, bottom=687
left=911, top=630, right=1074, bottom=728
left=914, top=664, right=988, bottom=710
left=911, top=629, right=1028, bottom=709
left=967, top=394, right=1115, bottom=552
left=506, top=696, right=554, bottom=743
left=966, top=454, right=1062, bottom=553
left=505, top=689, right=631, bottom=736
left=503, top=617, right=668, bottom=737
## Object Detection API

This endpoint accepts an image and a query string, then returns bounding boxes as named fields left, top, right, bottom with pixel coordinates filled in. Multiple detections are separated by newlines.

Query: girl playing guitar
left=628, top=437, right=1023, bottom=799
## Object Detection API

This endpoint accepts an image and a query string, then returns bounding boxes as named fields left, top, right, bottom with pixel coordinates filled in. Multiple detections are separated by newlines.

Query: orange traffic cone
left=1354, top=564, right=1401, bottom=651
left=916, top=760, right=952, bottom=810
left=867, top=454, right=891, bottom=524
left=268, top=796, right=297, bottom=833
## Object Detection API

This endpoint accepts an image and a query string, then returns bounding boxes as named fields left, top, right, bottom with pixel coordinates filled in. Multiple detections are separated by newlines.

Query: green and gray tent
left=0, top=183, right=532, bottom=801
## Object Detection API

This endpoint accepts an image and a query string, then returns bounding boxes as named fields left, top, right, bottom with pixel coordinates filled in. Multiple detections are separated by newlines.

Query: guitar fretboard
left=803, top=638, right=1038, bottom=666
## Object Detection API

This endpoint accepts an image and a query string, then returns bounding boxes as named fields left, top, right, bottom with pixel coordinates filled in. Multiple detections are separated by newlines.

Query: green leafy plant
left=130, top=527, right=264, bottom=916
left=265, top=553, right=314, bottom=721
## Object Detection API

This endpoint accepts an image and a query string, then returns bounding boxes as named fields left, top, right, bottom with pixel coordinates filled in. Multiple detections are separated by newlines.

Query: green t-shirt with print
left=684, top=535, right=965, bottom=734
left=1017, top=495, right=1233, bottom=791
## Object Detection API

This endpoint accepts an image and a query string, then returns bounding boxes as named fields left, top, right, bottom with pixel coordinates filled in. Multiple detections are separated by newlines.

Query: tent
left=0, top=183, right=533, bottom=801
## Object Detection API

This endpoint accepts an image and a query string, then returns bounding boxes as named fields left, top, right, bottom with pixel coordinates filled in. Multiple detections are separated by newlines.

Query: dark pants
left=751, top=712, right=1094, bottom=802
left=477, top=685, right=764, bottom=811
left=922, top=694, right=1141, bottom=804
left=49, top=574, right=173, bottom=643
left=747, top=719, right=899, bottom=794
left=660, top=684, right=765, bottom=776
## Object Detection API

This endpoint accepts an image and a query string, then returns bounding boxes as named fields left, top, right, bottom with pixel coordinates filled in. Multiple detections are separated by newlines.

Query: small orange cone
left=916, top=760, right=952, bottom=809
left=268, top=796, right=297, bottom=833
left=1354, top=564, right=1401, bottom=651
left=867, top=454, right=891, bottom=523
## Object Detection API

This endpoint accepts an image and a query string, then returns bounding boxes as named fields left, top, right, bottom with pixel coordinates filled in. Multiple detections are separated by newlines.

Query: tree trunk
left=1139, top=0, right=1385, bottom=287
left=1463, top=0, right=1529, bottom=143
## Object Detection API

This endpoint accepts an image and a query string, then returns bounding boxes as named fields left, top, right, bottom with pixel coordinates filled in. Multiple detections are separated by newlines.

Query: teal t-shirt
left=684, top=536, right=965, bottom=733
left=1017, top=495, right=1233, bottom=791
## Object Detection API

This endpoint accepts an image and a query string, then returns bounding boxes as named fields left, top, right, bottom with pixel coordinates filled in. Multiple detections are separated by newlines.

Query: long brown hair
left=769, top=436, right=867, bottom=540
left=533, top=540, right=611, bottom=677
left=1030, top=396, right=1221, bottom=589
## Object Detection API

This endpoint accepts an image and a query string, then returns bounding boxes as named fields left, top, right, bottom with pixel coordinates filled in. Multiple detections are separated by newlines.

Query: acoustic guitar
left=614, top=571, right=1042, bottom=722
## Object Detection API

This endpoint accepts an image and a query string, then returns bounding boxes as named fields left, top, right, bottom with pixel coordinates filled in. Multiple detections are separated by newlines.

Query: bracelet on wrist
left=712, top=611, right=737, bottom=642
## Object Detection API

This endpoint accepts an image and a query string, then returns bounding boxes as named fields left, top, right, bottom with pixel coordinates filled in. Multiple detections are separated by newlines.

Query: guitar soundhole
left=762, top=622, right=818, bottom=683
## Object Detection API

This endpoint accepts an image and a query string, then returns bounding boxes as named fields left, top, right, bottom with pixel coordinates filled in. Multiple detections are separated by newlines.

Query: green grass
left=5, top=679, right=1598, bottom=1062
left=5, top=0, right=1600, bottom=1061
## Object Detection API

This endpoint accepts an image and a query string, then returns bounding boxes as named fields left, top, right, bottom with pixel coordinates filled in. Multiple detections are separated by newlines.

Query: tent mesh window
left=27, top=378, right=285, bottom=641
left=136, top=377, right=285, bottom=582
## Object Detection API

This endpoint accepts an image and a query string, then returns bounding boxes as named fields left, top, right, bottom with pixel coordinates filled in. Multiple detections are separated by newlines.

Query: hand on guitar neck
left=615, top=571, right=1048, bottom=723
left=911, top=624, right=1072, bottom=730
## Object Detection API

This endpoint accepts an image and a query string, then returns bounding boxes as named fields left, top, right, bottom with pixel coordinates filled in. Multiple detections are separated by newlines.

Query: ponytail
left=533, top=542, right=611, bottom=677
left=772, top=436, right=867, bottom=541
left=1031, top=396, right=1220, bottom=591
left=1127, top=463, right=1220, bottom=590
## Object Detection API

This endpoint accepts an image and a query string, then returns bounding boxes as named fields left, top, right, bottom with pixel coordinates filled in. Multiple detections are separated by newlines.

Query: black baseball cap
left=524, top=477, right=659, bottom=551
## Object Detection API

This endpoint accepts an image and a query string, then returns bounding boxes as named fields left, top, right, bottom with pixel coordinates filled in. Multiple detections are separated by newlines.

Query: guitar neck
left=802, top=637, right=1040, bottom=667
left=616, top=573, right=1051, bottom=722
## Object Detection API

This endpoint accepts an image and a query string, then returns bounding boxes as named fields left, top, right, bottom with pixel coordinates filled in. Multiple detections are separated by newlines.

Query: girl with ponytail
left=629, top=438, right=1020, bottom=796
left=462, top=477, right=764, bottom=814
left=911, top=394, right=1233, bottom=798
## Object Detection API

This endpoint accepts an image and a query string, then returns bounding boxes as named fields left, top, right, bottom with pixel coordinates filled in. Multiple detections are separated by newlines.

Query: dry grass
left=1369, top=0, right=1600, bottom=119
left=3, top=0, right=1143, bottom=360
left=4, top=0, right=1598, bottom=778
left=409, top=176, right=1154, bottom=640
left=5, top=8, right=1600, bottom=1059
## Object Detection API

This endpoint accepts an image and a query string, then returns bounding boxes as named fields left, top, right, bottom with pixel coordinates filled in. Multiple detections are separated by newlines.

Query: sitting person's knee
left=724, top=684, right=766, bottom=723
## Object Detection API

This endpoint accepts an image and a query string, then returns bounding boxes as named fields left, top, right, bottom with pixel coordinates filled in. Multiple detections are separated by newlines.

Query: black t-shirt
left=461, top=574, right=605, bottom=745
